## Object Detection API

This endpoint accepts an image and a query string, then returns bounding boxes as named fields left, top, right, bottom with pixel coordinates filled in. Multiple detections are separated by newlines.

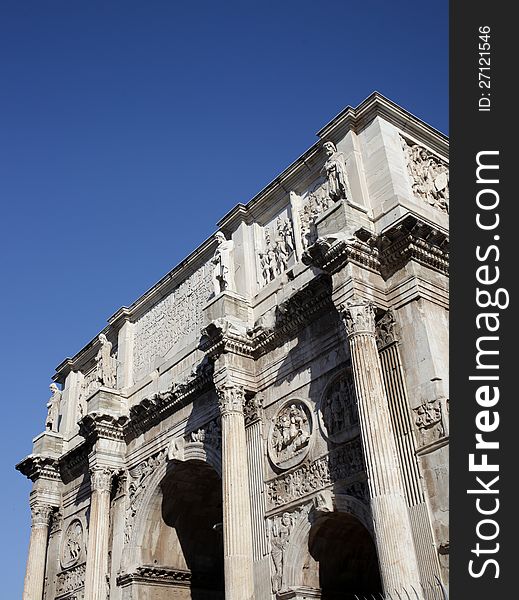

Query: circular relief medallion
left=60, top=519, right=84, bottom=570
left=318, top=371, right=359, bottom=444
left=268, top=400, right=312, bottom=470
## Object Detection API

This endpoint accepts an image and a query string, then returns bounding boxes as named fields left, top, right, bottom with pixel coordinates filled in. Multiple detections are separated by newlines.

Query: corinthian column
left=342, top=300, right=422, bottom=596
left=84, top=467, right=114, bottom=600
left=22, top=502, right=53, bottom=600
left=217, top=383, right=255, bottom=600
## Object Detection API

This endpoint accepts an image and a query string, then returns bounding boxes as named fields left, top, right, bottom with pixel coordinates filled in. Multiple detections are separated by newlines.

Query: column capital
left=340, top=299, right=376, bottom=336
left=216, top=383, right=245, bottom=417
left=29, top=502, right=53, bottom=529
left=90, top=467, right=115, bottom=493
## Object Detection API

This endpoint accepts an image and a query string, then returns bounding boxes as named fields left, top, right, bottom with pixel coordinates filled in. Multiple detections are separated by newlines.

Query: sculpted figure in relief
left=46, top=383, right=61, bottom=432
left=321, top=373, right=358, bottom=441
left=321, top=141, right=350, bottom=202
left=270, top=511, right=294, bottom=593
left=95, top=334, right=116, bottom=389
left=403, top=138, right=449, bottom=212
left=272, top=403, right=311, bottom=463
left=211, top=231, right=233, bottom=295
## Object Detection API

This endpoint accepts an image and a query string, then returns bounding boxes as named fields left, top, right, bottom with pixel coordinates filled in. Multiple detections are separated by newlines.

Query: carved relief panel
left=268, top=400, right=313, bottom=470
left=56, top=518, right=86, bottom=599
left=401, top=136, right=449, bottom=213
left=318, top=371, right=359, bottom=444
left=60, top=519, right=85, bottom=570
left=413, top=396, right=449, bottom=449
left=257, top=209, right=296, bottom=287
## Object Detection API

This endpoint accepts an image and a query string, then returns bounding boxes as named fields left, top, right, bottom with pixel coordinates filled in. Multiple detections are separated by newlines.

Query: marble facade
left=17, top=93, right=449, bottom=600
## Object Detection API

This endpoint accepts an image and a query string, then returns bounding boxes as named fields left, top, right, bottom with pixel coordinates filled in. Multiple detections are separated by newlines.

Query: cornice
left=303, top=219, right=448, bottom=281
left=125, top=359, right=214, bottom=439
left=247, top=275, right=334, bottom=357
left=78, top=412, right=128, bottom=443
left=117, top=566, right=191, bottom=588
left=16, top=454, right=61, bottom=483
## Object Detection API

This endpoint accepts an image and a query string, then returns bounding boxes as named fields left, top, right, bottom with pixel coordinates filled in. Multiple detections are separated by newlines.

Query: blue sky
left=0, top=1, right=447, bottom=596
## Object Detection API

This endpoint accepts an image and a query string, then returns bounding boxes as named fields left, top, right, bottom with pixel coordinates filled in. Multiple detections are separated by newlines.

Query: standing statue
left=270, top=512, right=294, bottom=593
left=46, top=383, right=61, bottom=432
left=95, top=334, right=116, bottom=388
left=211, top=231, right=233, bottom=295
left=321, top=141, right=350, bottom=202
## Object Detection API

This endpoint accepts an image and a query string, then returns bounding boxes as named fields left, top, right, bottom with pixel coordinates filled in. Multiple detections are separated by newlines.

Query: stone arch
left=282, top=492, right=379, bottom=596
left=122, top=439, right=222, bottom=572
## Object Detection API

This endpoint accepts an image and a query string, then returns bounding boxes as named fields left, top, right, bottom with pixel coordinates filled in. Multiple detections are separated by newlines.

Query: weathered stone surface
left=18, top=93, right=448, bottom=600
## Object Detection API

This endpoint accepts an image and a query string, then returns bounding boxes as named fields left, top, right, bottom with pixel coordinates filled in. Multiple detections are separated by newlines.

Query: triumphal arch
left=18, top=93, right=449, bottom=600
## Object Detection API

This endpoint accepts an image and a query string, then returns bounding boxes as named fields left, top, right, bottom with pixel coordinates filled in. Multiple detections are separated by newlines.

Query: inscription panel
left=133, top=262, right=213, bottom=381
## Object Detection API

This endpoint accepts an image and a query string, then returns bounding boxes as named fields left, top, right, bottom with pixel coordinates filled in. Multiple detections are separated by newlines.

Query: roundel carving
left=319, top=371, right=359, bottom=444
left=60, top=519, right=84, bottom=569
left=268, top=400, right=312, bottom=470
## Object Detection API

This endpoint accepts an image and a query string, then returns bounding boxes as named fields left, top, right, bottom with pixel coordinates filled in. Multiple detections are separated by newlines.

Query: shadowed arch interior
left=308, top=512, right=382, bottom=600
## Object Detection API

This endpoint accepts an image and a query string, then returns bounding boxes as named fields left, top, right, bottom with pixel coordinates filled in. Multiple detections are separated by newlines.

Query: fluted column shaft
left=343, top=300, right=422, bottom=596
left=22, top=503, right=53, bottom=600
left=217, top=384, right=255, bottom=600
left=84, top=468, right=113, bottom=600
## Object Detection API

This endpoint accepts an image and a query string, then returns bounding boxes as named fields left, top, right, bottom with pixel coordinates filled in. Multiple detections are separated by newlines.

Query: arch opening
left=308, top=512, right=382, bottom=600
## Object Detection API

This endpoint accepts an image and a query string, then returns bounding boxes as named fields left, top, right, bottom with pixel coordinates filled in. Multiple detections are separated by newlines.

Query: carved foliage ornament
left=319, top=371, right=359, bottom=444
left=375, top=310, right=398, bottom=350
left=90, top=467, right=114, bottom=493
left=269, top=401, right=312, bottom=470
left=30, top=503, right=54, bottom=529
left=402, top=136, right=449, bottom=213
left=61, top=519, right=84, bottom=570
left=217, top=384, right=245, bottom=416
left=341, top=300, right=376, bottom=336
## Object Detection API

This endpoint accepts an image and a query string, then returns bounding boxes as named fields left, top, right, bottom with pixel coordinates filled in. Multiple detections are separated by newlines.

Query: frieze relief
left=413, top=397, right=449, bottom=449
left=402, top=136, right=449, bottom=213
left=268, top=401, right=312, bottom=470
left=318, top=371, right=359, bottom=444
left=56, top=562, right=86, bottom=598
left=266, top=438, right=365, bottom=509
left=132, top=262, right=213, bottom=381
left=258, top=216, right=296, bottom=286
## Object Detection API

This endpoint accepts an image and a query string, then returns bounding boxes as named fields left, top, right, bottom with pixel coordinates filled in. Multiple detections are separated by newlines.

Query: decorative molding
left=16, top=454, right=61, bottom=483
left=248, top=275, right=334, bottom=356
left=30, top=502, right=54, bottom=529
left=125, top=358, right=214, bottom=438
left=117, top=566, right=191, bottom=588
left=303, top=218, right=448, bottom=280
left=78, top=412, right=128, bottom=443
left=266, top=439, right=365, bottom=510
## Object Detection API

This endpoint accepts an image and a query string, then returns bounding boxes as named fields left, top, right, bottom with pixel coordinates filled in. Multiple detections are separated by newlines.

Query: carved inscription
left=266, top=439, right=364, bottom=509
left=133, top=263, right=212, bottom=380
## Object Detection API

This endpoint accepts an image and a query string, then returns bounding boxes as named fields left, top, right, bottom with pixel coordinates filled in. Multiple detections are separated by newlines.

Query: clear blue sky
left=0, top=1, right=447, bottom=596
